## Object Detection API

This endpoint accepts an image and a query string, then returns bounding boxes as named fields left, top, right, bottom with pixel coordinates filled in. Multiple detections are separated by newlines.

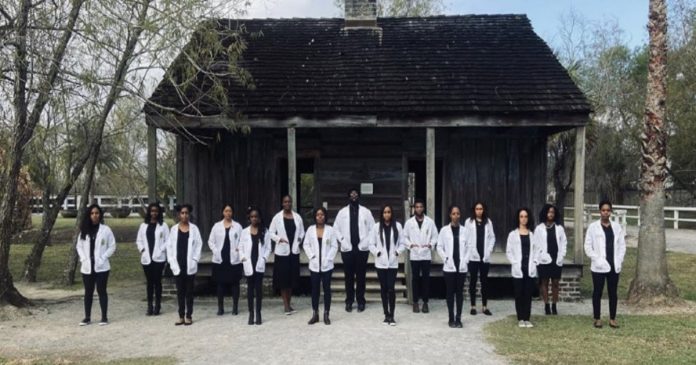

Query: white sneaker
left=98, top=320, right=109, bottom=326
left=518, top=320, right=526, bottom=328
left=525, top=321, right=534, bottom=328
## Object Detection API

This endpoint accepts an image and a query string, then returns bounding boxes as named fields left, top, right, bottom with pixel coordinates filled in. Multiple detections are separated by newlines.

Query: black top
left=221, top=226, right=231, bottom=265
left=602, top=224, right=615, bottom=271
left=177, top=230, right=189, bottom=274
left=146, top=223, right=157, bottom=260
left=317, top=237, right=323, bottom=270
left=349, top=204, right=360, bottom=248
left=416, top=217, right=423, bottom=229
left=383, top=224, right=392, bottom=254
left=452, top=225, right=461, bottom=270
left=520, top=234, right=531, bottom=277
left=251, top=231, right=260, bottom=268
left=89, top=224, right=99, bottom=273
left=284, top=217, right=296, bottom=247
left=476, top=219, right=485, bottom=261
left=546, top=225, right=558, bottom=262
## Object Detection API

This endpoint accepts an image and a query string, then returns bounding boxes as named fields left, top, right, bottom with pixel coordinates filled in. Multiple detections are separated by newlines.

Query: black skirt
left=273, top=255, right=294, bottom=290
left=213, top=263, right=242, bottom=285
left=537, top=263, right=562, bottom=279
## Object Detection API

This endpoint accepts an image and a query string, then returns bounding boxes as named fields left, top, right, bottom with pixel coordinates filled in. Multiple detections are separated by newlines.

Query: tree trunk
left=627, top=0, right=680, bottom=305
left=22, top=206, right=59, bottom=282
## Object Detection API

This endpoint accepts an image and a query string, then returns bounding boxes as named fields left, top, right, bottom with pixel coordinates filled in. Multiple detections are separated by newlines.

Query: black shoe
left=146, top=305, right=154, bottom=316
left=383, top=316, right=390, bottom=325
left=389, top=317, right=396, bottom=326
left=455, top=320, right=463, bottom=328
left=545, top=303, right=551, bottom=315
left=482, top=308, right=492, bottom=316
left=255, top=313, right=262, bottom=325
left=345, top=303, right=353, bottom=313
left=153, top=305, right=161, bottom=316
left=308, top=311, right=319, bottom=325
left=448, top=321, right=456, bottom=328
left=79, top=318, right=91, bottom=326
left=248, top=314, right=255, bottom=325
left=232, top=306, right=239, bottom=316
left=413, top=303, right=420, bottom=313
left=552, top=303, right=558, bottom=315
left=217, top=308, right=224, bottom=316
left=470, top=308, right=477, bottom=315
left=357, top=304, right=365, bottom=312
left=324, top=311, right=331, bottom=325
left=421, top=302, right=429, bottom=313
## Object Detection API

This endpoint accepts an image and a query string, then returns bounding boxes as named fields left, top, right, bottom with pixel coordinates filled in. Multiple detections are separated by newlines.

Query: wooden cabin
left=145, top=2, right=591, bottom=300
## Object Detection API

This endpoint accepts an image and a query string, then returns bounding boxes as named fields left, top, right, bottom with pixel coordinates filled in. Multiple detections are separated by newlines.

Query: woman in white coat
left=506, top=207, right=550, bottom=328
left=76, top=204, right=116, bottom=326
left=534, top=204, right=567, bottom=315
left=437, top=205, right=469, bottom=329
left=135, top=202, right=169, bottom=316
left=268, top=195, right=305, bottom=315
left=208, top=203, right=244, bottom=316
left=464, top=201, right=496, bottom=316
left=364, top=205, right=405, bottom=326
left=240, top=207, right=272, bottom=325
left=167, top=204, right=203, bottom=326
left=584, top=200, right=626, bottom=329
left=304, top=207, right=341, bottom=325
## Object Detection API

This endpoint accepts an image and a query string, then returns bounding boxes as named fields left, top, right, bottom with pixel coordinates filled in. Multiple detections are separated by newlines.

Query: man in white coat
left=403, top=199, right=438, bottom=314
left=334, top=188, right=374, bottom=312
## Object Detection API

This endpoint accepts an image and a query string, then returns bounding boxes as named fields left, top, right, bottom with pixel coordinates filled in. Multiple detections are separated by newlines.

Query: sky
left=245, top=0, right=650, bottom=49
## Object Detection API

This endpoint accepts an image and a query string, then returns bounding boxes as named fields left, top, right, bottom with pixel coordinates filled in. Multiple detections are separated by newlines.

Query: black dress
left=538, top=225, right=562, bottom=279
left=273, top=217, right=297, bottom=291
left=213, top=226, right=236, bottom=284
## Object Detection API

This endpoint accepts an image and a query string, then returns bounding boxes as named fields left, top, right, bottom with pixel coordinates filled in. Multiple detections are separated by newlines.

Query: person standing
left=464, top=201, right=496, bottom=316
left=364, top=205, right=406, bottom=326
left=403, top=199, right=438, bottom=314
left=208, top=204, right=244, bottom=316
left=304, top=207, right=341, bottom=325
left=584, top=200, right=626, bottom=329
left=506, top=207, right=550, bottom=328
left=436, top=205, right=468, bottom=328
left=167, top=204, right=203, bottom=326
left=240, top=207, right=272, bottom=325
left=135, top=202, right=169, bottom=316
left=534, top=204, right=567, bottom=315
left=269, top=195, right=305, bottom=315
left=76, top=204, right=116, bottom=326
left=334, top=188, right=374, bottom=313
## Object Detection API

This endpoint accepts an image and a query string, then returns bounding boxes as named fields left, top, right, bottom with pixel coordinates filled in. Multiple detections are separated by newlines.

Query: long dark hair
left=468, top=201, right=488, bottom=224
left=378, top=205, right=398, bottom=247
left=80, top=204, right=104, bottom=240
left=539, top=203, right=562, bottom=226
left=144, top=202, right=164, bottom=225
left=515, top=207, right=534, bottom=230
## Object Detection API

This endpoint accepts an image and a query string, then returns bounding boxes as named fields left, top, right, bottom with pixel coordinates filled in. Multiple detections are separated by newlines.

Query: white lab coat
left=533, top=223, right=568, bottom=267
left=208, top=220, right=243, bottom=265
left=334, top=204, right=375, bottom=252
left=364, top=222, right=407, bottom=269
left=436, top=224, right=469, bottom=273
left=167, top=223, right=203, bottom=276
left=463, top=218, right=496, bottom=263
left=240, top=226, right=272, bottom=276
left=303, top=224, right=341, bottom=273
left=135, top=222, right=169, bottom=265
left=505, top=229, right=551, bottom=278
left=76, top=224, right=117, bottom=274
left=403, top=215, right=438, bottom=261
left=269, top=210, right=305, bottom=256
left=584, top=220, right=627, bottom=273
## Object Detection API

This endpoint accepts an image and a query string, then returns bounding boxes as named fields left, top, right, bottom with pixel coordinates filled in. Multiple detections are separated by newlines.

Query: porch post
left=426, top=128, right=435, bottom=219
left=288, top=127, right=297, bottom=210
left=147, top=122, right=157, bottom=204
left=573, top=126, right=586, bottom=264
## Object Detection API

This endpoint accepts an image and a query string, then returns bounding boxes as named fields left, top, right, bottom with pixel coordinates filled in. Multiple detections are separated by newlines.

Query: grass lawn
left=579, top=247, right=696, bottom=301
left=485, top=314, right=696, bottom=364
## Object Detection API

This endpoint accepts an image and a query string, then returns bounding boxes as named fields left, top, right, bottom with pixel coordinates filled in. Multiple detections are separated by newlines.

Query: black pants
left=247, top=272, right=264, bottom=315
left=82, top=271, right=109, bottom=321
left=311, top=270, right=333, bottom=312
left=410, top=260, right=431, bottom=304
left=592, top=270, right=620, bottom=320
left=217, top=265, right=242, bottom=311
left=444, top=271, right=466, bottom=321
left=142, top=262, right=164, bottom=309
left=513, top=275, right=535, bottom=321
left=377, top=268, right=398, bottom=317
left=341, top=249, right=369, bottom=306
left=176, top=274, right=195, bottom=318
left=467, top=261, right=490, bottom=307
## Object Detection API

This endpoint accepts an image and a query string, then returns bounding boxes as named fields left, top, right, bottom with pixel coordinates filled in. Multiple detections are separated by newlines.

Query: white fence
left=564, top=204, right=696, bottom=230
left=30, top=195, right=177, bottom=213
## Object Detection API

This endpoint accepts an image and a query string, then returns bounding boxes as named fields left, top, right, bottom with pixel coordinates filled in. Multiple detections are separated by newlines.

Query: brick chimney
left=345, top=0, right=377, bottom=28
